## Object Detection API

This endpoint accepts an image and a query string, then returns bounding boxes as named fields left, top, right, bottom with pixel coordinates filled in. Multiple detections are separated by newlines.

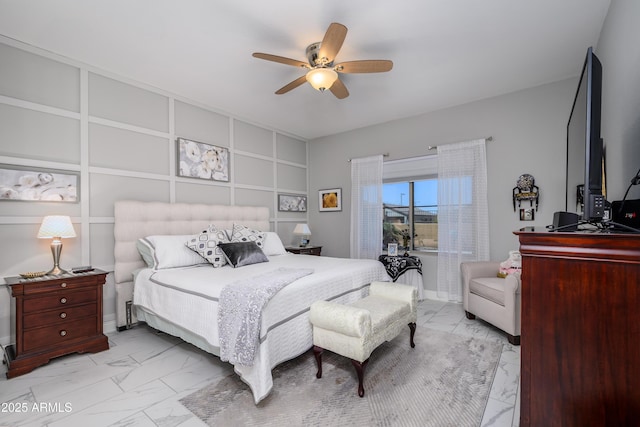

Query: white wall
left=308, top=78, right=579, bottom=294
left=597, top=0, right=640, bottom=201
left=0, top=38, right=308, bottom=344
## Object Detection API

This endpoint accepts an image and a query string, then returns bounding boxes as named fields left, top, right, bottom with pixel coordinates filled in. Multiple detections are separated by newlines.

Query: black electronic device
left=612, top=199, right=640, bottom=230
left=566, top=47, right=605, bottom=222
left=551, top=211, right=581, bottom=232
left=72, top=265, right=94, bottom=274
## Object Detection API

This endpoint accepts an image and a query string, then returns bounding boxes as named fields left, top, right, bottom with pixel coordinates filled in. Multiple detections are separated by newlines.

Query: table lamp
left=293, top=223, right=311, bottom=247
left=38, top=215, right=76, bottom=275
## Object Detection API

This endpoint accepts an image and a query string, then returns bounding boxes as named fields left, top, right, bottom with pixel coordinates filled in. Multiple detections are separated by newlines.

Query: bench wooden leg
left=313, top=345, right=323, bottom=378
left=408, top=322, right=416, bottom=348
left=351, top=358, right=369, bottom=397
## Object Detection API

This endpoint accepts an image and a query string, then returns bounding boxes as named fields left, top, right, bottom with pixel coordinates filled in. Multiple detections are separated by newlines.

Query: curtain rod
left=428, top=136, right=493, bottom=151
left=347, top=153, right=390, bottom=162
left=347, top=136, right=493, bottom=161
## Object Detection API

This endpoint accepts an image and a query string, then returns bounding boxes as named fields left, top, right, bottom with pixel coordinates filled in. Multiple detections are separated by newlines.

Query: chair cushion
left=469, top=277, right=506, bottom=306
left=351, top=296, right=410, bottom=336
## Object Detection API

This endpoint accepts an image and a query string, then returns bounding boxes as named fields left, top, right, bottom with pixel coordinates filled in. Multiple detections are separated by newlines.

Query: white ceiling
left=0, top=0, right=611, bottom=140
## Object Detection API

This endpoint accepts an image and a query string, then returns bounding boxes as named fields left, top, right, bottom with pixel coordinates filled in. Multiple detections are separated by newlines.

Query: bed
left=113, top=200, right=390, bottom=403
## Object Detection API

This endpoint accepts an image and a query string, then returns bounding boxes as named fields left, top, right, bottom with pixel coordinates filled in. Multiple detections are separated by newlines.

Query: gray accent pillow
left=217, top=242, right=269, bottom=268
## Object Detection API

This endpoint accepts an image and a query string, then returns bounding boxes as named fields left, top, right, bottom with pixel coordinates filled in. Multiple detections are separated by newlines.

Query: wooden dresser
left=3, top=269, right=109, bottom=378
left=515, top=231, right=640, bottom=426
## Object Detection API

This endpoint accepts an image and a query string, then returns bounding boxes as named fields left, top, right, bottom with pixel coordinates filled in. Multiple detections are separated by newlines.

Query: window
left=383, top=178, right=438, bottom=252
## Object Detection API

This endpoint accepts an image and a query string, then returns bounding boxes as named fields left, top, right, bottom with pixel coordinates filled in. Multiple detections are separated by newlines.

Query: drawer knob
left=60, top=330, right=67, bottom=337
left=60, top=297, right=67, bottom=304
left=61, top=282, right=67, bottom=288
left=60, top=312, right=67, bottom=319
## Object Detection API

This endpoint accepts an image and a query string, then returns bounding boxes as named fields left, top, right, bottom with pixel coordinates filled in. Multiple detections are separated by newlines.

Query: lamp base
left=46, top=266, right=69, bottom=276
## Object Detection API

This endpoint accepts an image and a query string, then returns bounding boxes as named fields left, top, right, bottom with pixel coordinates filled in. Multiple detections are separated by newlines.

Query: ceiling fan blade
left=275, top=75, right=308, bottom=95
left=318, top=23, right=347, bottom=64
left=252, top=53, right=309, bottom=69
left=335, top=60, right=393, bottom=73
left=330, top=78, right=349, bottom=99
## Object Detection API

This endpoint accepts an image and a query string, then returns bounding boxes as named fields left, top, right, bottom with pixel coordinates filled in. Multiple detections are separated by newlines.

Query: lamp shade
left=306, top=68, right=338, bottom=91
left=293, top=223, right=312, bottom=235
left=37, top=216, right=77, bottom=239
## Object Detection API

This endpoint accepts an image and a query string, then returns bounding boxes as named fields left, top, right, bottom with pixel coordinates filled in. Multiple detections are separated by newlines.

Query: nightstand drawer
left=23, top=304, right=97, bottom=329
left=286, top=246, right=322, bottom=256
left=23, top=289, right=97, bottom=313
left=23, top=318, right=98, bottom=352
left=22, top=276, right=101, bottom=295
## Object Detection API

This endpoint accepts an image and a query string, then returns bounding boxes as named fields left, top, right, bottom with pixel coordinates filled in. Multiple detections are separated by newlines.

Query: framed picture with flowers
left=319, top=188, right=341, bottom=212
left=177, top=137, right=229, bottom=182
left=0, top=164, right=79, bottom=202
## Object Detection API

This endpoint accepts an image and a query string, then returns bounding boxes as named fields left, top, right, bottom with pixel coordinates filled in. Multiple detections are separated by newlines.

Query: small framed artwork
left=177, top=137, right=229, bottom=182
left=278, top=194, right=307, bottom=212
left=388, top=243, right=398, bottom=256
left=520, top=208, right=535, bottom=221
left=0, top=164, right=79, bottom=202
left=319, top=188, right=342, bottom=212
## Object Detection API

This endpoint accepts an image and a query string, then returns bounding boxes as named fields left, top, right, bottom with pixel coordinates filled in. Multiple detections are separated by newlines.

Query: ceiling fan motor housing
left=306, top=42, right=333, bottom=68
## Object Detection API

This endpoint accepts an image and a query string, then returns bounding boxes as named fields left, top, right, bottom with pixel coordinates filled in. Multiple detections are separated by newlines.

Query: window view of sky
left=383, top=180, right=437, bottom=206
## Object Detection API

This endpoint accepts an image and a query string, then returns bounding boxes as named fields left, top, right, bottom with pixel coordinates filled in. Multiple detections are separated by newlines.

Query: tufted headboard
left=113, top=200, right=270, bottom=329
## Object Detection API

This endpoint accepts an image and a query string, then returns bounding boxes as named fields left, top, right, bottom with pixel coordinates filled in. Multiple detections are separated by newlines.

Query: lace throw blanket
left=218, top=267, right=314, bottom=366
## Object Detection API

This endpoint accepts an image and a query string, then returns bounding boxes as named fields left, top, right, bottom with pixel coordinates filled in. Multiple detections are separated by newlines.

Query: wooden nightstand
left=3, top=269, right=109, bottom=378
left=286, top=246, right=322, bottom=256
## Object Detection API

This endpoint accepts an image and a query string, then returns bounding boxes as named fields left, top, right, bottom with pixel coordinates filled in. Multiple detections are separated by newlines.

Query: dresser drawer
left=23, top=304, right=97, bottom=329
left=22, top=276, right=102, bottom=295
left=23, top=289, right=97, bottom=313
left=23, top=318, right=98, bottom=352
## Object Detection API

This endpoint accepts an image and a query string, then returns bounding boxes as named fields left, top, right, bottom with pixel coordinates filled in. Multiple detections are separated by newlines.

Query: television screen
left=566, top=47, right=605, bottom=222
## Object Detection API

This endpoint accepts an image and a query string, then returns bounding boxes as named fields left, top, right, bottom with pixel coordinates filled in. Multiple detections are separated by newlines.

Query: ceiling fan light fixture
left=306, top=67, right=338, bottom=92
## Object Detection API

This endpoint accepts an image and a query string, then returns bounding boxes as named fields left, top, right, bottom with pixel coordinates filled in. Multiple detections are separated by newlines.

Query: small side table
left=378, top=255, right=424, bottom=300
left=286, top=246, right=322, bottom=256
left=3, top=269, right=109, bottom=378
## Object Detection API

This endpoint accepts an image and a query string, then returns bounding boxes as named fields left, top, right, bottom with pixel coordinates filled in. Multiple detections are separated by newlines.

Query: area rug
left=180, top=327, right=502, bottom=427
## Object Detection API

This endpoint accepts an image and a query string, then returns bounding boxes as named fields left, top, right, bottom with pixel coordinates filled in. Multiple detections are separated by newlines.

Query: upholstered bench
left=309, top=281, right=417, bottom=397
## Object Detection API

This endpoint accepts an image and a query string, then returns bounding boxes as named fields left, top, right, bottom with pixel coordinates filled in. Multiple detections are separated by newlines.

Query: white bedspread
left=133, top=253, right=390, bottom=403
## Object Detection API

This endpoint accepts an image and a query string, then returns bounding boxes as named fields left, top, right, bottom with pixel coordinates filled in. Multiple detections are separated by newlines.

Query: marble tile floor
left=0, top=300, right=520, bottom=427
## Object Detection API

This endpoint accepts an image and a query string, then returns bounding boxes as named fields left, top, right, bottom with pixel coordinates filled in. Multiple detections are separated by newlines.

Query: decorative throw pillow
left=262, top=232, right=288, bottom=256
left=137, top=234, right=208, bottom=269
left=229, top=223, right=266, bottom=248
left=217, top=242, right=269, bottom=268
left=185, top=225, right=230, bottom=268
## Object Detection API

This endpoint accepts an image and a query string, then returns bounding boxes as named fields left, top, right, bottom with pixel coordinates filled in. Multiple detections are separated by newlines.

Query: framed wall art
left=520, top=208, right=535, bottom=221
left=319, top=188, right=342, bottom=212
left=387, top=243, right=398, bottom=256
left=0, top=164, right=79, bottom=202
left=278, top=194, right=307, bottom=212
left=177, top=137, right=229, bottom=182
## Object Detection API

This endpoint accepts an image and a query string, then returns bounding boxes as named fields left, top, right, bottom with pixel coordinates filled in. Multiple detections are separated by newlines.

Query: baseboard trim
left=422, top=290, right=460, bottom=303
left=103, top=319, right=117, bottom=334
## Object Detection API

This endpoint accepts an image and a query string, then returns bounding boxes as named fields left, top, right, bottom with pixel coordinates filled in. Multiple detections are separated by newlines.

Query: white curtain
left=350, top=155, right=383, bottom=259
left=437, top=139, right=490, bottom=302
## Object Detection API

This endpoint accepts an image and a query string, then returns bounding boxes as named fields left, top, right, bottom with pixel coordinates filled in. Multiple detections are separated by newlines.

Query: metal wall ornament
left=513, top=173, right=539, bottom=211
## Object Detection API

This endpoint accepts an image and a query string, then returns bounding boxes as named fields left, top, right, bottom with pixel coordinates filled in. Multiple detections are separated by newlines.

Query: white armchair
left=460, top=261, right=521, bottom=345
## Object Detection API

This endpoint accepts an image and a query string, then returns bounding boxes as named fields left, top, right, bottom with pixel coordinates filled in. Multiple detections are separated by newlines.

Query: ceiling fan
left=252, top=22, right=393, bottom=99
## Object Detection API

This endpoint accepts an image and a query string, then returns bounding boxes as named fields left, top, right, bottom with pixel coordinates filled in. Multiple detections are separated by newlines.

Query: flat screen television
left=566, top=46, right=605, bottom=222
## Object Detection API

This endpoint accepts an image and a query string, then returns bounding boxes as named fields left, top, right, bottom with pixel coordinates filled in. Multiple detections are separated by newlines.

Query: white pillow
left=185, top=225, right=230, bottom=268
left=262, top=232, right=288, bottom=256
left=229, top=223, right=266, bottom=248
left=137, top=234, right=208, bottom=270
